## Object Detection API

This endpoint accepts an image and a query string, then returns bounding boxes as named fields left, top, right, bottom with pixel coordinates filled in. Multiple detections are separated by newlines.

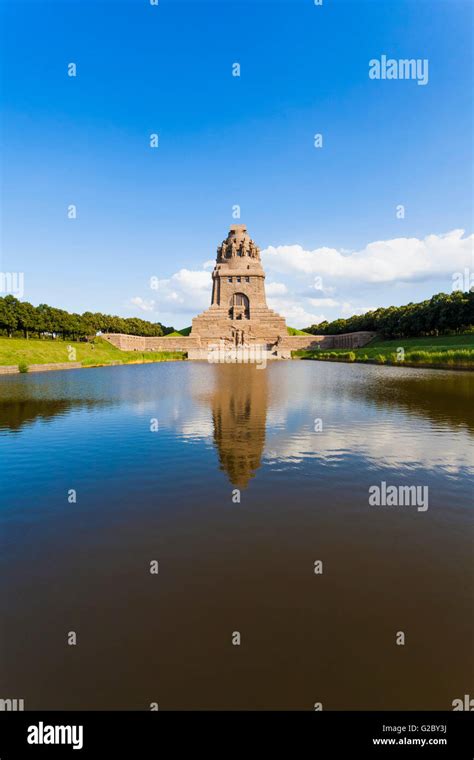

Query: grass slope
left=0, top=337, right=185, bottom=368
left=162, top=327, right=192, bottom=336
left=294, top=334, right=474, bottom=369
left=287, top=326, right=311, bottom=336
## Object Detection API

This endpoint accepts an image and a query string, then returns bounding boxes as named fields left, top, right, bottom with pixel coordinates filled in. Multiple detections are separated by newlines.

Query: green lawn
left=367, top=334, right=474, bottom=350
left=0, top=336, right=185, bottom=369
left=287, top=326, right=312, bottom=336
left=161, top=327, right=192, bottom=336
left=294, top=333, right=474, bottom=369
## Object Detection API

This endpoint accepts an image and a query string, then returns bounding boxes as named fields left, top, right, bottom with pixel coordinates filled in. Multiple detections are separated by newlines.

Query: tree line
left=0, top=295, right=174, bottom=339
left=2, top=290, right=472, bottom=342
left=305, top=291, right=474, bottom=338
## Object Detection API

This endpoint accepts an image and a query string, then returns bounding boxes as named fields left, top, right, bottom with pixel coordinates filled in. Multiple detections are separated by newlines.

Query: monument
left=190, top=224, right=288, bottom=351
left=102, top=224, right=376, bottom=357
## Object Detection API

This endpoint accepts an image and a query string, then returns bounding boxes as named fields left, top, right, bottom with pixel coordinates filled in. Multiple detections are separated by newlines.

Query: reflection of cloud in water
left=185, top=362, right=474, bottom=482
left=263, top=421, right=474, bottom=474
left=2, top=362, right=472, bottom=483
left=262, top=365, right=474, bottom=474
left=179, top=417, right=214, bottom=441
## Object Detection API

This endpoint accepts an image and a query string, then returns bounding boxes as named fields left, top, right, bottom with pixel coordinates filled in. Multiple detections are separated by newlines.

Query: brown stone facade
left=102, top=224, right=376, bottom=358
left=190, top=224, right=288, bottom=349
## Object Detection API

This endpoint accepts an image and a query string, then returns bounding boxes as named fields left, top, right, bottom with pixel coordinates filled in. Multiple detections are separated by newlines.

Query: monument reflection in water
left=208, top=364, right=268, bottom=489
left=0, top=361, right=472, bottom=710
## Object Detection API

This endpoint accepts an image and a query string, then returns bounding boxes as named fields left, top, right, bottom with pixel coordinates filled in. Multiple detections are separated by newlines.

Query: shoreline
left=0, top=357, right=186, bottom=376
left=1, top=335, right=472, bottom=375
left=1, top=356, right=473, bottom=375
left=294, top=356, right=474, bottom=371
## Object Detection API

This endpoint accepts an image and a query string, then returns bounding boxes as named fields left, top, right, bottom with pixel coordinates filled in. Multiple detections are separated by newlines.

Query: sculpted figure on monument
left=234, top=328, right=244, bottom=346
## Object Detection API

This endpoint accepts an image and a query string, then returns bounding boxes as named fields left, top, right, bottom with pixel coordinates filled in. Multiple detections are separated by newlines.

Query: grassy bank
left=287, top=326, right=312, bottom=336
left=0, top=336, right=185, bottom=371
left=293, top=334, right=474, bottom=370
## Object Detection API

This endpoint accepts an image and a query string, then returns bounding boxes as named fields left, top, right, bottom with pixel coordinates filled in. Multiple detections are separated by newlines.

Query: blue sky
left=1, top=0, right=472, bottom=328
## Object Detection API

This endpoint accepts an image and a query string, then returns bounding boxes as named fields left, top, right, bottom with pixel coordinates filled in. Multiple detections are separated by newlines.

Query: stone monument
left=191, top=224, right=288, bottom=349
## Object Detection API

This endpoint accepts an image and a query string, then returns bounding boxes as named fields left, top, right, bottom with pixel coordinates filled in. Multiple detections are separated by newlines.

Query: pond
left=0, top=361, right=472, bottom=709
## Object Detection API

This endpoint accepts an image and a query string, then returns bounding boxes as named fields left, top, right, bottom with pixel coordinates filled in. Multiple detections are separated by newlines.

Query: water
left=0, top=361, right=472, bottom=710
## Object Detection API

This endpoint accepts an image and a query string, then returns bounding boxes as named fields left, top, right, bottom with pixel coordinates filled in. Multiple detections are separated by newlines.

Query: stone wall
left=282, top=331, right=377, bottom=351
left=0, top=362, right=83, bottom=375
left=102, top=331, right=376, bottom=357
left=331, top=331, right=377, bottom=349
left=102, top=333, right=197, bottom=352
left=281, top=335, right=329, bottom=350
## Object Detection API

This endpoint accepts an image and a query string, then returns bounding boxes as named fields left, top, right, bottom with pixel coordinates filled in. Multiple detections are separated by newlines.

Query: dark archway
left=229, top=292, right=250, bottom=320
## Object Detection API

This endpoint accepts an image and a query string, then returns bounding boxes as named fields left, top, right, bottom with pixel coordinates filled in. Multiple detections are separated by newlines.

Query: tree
left=17, top=301, right=37, bottom=339
left=304, top=291, right=474, bottom=338
left=0, top=295, right=19, bottom=337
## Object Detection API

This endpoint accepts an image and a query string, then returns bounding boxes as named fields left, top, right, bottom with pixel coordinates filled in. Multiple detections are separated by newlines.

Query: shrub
left=18, top=360, right=29, bottom=373
left=375, top=354, right=386, bottom=364
left=406, top=350, right=427, bottom=362
left=402, top=348, right=474, bottom=365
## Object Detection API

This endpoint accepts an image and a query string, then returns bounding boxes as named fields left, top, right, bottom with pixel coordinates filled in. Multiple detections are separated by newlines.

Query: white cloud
left=314, top=283, right=336, bottom=295
left=130, top=296, right=155, bottom=312
left=262, top=229, right=473, bottom=284
left=309, top=297, right=339, bottom=307
left=267, top=295, right=325, bottom=328
left=151, top=268, right=211, bottom=314
left=265, top=282, right=288, bottom=295
left=340, top=302, right=376, bottom=316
